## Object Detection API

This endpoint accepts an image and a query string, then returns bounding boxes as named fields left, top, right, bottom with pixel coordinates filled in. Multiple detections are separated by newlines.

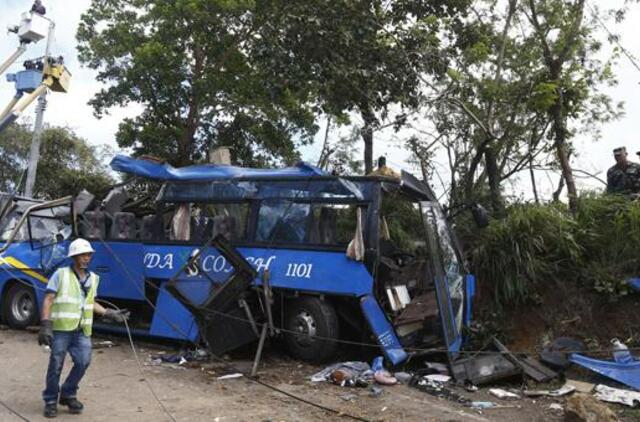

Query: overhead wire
left=585, top=1, right=640, bottom=76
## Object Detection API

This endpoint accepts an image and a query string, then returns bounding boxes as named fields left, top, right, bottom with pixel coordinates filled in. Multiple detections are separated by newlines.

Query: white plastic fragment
left=489, top=388, right=520, bottom=400
left=425, top=374, right=452, bottom=383
left=594, top=384, right=640, bottom=407
left=471, top=401, right=497, bottom=409
left=524, top=384, right=575, bottom=397
left=217, top=373, right=243, bottom=380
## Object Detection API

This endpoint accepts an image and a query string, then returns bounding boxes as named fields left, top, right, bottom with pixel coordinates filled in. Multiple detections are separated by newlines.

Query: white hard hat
left=67, top=238, right=95, bottom=258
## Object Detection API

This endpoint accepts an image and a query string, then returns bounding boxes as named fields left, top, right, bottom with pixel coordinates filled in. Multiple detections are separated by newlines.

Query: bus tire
left=3, top=283, right=38, bottom=329
left=283, top=296, right=339, bottom=363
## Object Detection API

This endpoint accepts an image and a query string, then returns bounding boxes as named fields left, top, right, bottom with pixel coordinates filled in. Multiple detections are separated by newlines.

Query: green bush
left=469, top=194, right=640, bottom=306
left=472, top=203, right=582, bottom=306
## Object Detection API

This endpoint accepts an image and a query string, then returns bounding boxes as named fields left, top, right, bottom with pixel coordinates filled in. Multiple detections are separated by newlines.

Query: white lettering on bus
left=285, top=262, right=313, bottom=279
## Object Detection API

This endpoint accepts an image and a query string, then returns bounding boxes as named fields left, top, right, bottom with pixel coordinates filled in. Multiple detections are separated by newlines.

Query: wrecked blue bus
left=0, top=155, right=480, bottom=365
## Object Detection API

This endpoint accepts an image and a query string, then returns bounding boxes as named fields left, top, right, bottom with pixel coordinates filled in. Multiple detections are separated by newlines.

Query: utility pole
left=24, top=20, right=55, bottom=197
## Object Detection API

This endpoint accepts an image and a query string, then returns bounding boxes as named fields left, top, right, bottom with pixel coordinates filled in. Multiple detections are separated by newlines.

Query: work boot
left=43, top=403, right=57, bottom=418
left=59, top=397, right=83, bottom=414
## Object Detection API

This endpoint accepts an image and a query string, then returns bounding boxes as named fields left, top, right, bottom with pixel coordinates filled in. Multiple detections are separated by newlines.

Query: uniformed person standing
left=606, top=147, right=640, bottom=194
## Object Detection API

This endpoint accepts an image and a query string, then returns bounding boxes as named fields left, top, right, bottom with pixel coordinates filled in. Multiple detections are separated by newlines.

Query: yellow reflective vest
left=51, top=267, right=99, bottom=336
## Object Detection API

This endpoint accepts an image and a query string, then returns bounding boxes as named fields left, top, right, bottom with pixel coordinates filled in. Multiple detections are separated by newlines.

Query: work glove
left=38, top=319, right=53, bottom=346
left=102, top=308, right=130, bottom=324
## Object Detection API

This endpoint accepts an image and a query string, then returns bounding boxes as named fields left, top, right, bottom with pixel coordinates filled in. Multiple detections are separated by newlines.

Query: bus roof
left=110, top=155, right=327, bottom=181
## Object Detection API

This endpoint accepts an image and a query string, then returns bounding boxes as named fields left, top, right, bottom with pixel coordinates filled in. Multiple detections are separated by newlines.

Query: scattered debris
left=217, top=373, right=243, bottom=380
left=489, top=388, right=520, bottom=400
left=540, top=337, right=584, bottom=369
left=451, top=353, right=521, bottom=385
left=566, top=379, right=595, bottom=394
left=524, top=384, right=575, bottom=397
left=548, top=403, right=563, bottom=412
left=409, top=375, right=471, bottom=406
left=150, top=349, right=210, bottom=364
left=493, top=337, right=557, bottom=383
left=471, top=401, right=497, bottom=409
left=424, top=361, right=450, bottom=375
left=339, top=393, right=358, bottom=402
left=331, top=367, right=370, bottom=387
left=393, top=372, right=412, bottom=384
left=310, top=362, right=371, bottom=384
left=93, top=340, right=117, bottom=349
left=565, top=393, right=619, bottom=422
left=465, top=384, right=479, bottom=392
left=369, top=386, right=383, bottom=398
left=594, top=384, right=640, bottom=407
left=424, top=374, right=451, bottom=383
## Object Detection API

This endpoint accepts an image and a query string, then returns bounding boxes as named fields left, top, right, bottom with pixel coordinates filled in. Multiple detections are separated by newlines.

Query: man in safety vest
left=38, top=238, right=130, bottom=418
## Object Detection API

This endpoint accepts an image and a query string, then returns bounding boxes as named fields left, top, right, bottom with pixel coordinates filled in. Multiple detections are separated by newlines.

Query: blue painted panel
left=90, top=241, right=145, bottom=300
left=150, top=286, right=199, bottom=341
left=569, top=353, right=640, bottom=390
left=465, top=274, right=476, bottom=328
left=142, top=245, right=374, bottom=297
left=628, top=278, right=640, bottom=292
left=360, top=295, right=407, bottom=365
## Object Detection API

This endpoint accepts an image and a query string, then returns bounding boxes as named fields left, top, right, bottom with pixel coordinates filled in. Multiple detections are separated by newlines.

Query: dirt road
left=0, top=328, right=565, bottom=422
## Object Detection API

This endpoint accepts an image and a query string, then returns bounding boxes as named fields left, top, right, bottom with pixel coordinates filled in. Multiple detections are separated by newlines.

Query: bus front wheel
left=283, top=296, right=339, bottom=363
left=3, top=283, right=38, bottom=329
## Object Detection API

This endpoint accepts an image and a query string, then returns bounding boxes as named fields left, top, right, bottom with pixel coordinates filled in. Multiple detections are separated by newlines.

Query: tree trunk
left=552, top=174, right=565, bottom=202
left=177, top=46, right=204, bottom=166
left=360, top=109, right=376, bottom=174
left=529, top=156, right=539, bottom=203
left=550, top=91, right=578, bottom=211
left=485, top=146, right=504, bottom=216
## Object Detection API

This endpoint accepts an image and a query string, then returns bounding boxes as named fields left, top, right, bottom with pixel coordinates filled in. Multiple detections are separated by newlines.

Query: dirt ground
left=0, top=327, right=627, bottom=422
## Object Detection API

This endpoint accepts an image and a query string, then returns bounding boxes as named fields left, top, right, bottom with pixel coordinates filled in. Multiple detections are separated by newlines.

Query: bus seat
left=212, top=215, right=237, bottom=241
left=79, top=211, right=106, bottom=239
left=319, top=207, right=337, bottom=244
left=141, top=214, right=158, bottom=240
left=110, top=212, right=136, bottom=240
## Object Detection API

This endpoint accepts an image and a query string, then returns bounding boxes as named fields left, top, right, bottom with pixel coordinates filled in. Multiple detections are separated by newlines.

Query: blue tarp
left=110, top=155, right=327, bottom=181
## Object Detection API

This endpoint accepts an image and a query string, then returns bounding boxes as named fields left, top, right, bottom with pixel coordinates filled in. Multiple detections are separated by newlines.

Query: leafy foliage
left=472, top=203, right=582, bottom=306
left=0, top=124, right=113, bottom=199
left=77, top=0, right=319, bottom=167
left=470, top=194, right=640, bottom=306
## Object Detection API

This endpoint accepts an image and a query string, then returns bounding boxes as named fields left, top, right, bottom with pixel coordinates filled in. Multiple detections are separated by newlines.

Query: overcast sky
left=1, top=0, right=638, bottom=200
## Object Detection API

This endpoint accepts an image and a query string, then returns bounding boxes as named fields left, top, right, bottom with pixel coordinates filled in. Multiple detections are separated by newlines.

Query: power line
left=586, top=1, right=640, bottom=76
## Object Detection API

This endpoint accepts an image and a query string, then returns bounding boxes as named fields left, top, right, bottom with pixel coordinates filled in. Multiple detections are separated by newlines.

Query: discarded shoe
left=43, top=403, right=57, bottom=418
left=59, top=397, right=83, bottom=414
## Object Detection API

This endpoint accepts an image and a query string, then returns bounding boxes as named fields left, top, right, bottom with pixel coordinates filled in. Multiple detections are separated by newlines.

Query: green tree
left=0, top=124, right=113, bottom=199
left=252, top=0, right=470, bottom=173
left=77, top=0, right=319, bottom=167
left=410, top=0, right=621, bottom=214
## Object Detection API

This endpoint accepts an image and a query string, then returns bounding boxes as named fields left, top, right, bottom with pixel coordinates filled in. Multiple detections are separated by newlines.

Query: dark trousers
left=42, top=330, right=92, bottom=404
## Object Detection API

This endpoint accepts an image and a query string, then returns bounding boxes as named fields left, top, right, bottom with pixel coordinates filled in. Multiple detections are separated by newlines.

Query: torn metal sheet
left=165, top=235, right=259, bottom=356
left=594, top=384, right=640, bottom=407
left=489, top=388, right=520, bottom=400
left=493, top=337, right=557, bottom=382
left=569, top=353, right=640, bottom=391
left=451, top=353, right=521, bottom=385
left=524, top=384, right=575, bottom=397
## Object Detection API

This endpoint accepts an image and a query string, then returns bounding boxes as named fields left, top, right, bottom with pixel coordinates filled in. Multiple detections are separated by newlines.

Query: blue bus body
left=0, top=156, right=476, bottom=365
